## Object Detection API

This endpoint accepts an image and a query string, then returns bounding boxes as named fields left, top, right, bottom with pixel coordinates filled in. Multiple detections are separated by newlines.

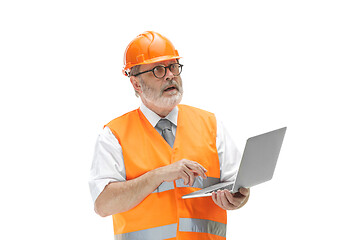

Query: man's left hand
left=211, top=188, right=250, bottom=210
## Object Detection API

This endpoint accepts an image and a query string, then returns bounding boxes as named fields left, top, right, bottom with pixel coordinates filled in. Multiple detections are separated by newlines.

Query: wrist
left=147, top=167, right=164, bottom=187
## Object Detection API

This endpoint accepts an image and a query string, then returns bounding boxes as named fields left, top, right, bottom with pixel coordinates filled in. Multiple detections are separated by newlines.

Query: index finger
left=192, top=161, right=208, bottom=173
left=185, top=162, right=207, bottom=179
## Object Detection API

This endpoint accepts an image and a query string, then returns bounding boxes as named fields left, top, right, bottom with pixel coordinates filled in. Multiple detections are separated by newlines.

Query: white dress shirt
left=89, top=104, right=242, bottom=203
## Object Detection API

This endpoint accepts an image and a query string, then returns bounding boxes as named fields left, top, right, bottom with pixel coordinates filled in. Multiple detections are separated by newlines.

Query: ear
left=130, top=76, right=142, bottom=94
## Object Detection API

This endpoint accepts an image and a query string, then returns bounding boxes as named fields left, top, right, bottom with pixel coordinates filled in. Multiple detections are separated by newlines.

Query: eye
left=170, top=64, right=180, bottom=74
left=153, top=66, right=166, bottom=78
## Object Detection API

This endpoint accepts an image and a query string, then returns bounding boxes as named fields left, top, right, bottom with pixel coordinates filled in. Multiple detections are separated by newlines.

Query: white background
left=1, top=0, right=359, bottom=239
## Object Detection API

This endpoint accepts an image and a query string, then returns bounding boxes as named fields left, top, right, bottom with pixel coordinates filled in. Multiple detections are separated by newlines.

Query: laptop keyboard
left=205, top=184, right=233, bottom=194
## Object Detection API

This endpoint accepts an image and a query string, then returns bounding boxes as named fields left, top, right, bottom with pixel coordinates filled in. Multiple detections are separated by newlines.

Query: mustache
left=161, top=80, right=181, bottom=92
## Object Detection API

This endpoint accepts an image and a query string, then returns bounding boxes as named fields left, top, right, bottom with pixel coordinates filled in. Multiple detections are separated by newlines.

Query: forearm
left=94, top=169, right=163, bottom=217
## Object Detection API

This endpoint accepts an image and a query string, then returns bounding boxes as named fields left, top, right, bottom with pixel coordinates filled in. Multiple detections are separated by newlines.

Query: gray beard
left=140, top=79, right=183, bottom=109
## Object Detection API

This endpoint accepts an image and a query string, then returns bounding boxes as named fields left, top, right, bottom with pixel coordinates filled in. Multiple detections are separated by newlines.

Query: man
left=89, top=31, right=250, bottom=240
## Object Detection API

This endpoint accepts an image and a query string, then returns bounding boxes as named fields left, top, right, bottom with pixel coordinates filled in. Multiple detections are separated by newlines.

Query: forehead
left=140, top=59, right=178, bottom=70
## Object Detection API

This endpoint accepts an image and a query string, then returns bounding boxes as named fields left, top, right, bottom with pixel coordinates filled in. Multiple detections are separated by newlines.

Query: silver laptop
left=182, top=127, right=287, bottom=199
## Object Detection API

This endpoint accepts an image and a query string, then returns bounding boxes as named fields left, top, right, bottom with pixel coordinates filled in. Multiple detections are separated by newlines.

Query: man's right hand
left=155, top=159, right=208, bottom=186
left=95, top=159, right=208, bottom=217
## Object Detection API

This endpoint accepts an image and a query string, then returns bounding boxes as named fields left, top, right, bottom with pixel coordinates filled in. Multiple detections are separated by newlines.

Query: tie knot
left=156, top=119, right=172, bottom=131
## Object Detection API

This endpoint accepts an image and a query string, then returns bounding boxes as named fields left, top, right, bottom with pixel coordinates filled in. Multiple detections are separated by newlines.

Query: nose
left=164, top=67, right=175, bottom=81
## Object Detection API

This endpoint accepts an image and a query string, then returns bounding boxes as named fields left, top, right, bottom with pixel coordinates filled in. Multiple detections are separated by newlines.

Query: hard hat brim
left=123, top=55, right=182, bottom=76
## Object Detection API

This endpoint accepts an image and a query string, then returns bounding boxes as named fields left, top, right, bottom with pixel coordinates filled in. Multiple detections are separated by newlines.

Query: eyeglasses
left=133, top=63, right=183, bottom=79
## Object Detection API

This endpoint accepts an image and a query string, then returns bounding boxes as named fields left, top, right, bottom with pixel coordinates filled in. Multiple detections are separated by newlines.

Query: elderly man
left=89, top=31, right=250, bottom=240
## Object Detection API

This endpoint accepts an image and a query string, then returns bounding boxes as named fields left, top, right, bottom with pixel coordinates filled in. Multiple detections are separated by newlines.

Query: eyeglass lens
left=153, top=64, right=182, bottom=78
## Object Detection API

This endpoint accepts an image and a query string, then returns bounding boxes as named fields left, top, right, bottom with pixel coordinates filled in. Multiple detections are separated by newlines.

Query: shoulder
left=105, top=108, right=139, bottom=128
left=178, top=104, right=215, bottom=118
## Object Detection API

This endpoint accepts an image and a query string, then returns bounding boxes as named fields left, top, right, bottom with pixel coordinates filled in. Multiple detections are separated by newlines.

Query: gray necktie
left=156, top=119, right=175, bottom=148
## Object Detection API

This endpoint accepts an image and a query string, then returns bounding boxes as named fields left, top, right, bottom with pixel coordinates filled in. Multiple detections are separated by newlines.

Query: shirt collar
left=140, top=103, right=178, bottom=127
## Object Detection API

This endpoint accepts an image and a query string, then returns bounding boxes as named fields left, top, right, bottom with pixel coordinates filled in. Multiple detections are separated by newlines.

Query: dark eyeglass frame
left=133, top=63, right=183, bottom=79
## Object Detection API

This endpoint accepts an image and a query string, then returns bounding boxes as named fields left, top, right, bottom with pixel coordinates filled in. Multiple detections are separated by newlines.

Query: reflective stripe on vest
left=114, top=223, right=177, bottom=240
left=175, top=176, right=220, bottom=188
left=152, top=177, right=220, bottom=193
left=114, top=218, right=226, bottom=239
left=179, top=218, right=227, bottom=238
left=152, top=181, right=174, bottom=193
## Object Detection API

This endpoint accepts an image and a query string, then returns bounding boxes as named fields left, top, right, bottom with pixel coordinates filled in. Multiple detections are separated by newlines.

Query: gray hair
left=129, top=65, right=141, bottom=77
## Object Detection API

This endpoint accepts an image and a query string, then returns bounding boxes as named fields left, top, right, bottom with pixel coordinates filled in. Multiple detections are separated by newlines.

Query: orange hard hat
left=122, top=31, right=181, bottom=76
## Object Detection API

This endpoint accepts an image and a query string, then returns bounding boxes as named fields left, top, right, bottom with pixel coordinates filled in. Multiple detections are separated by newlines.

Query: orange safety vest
left=106, top=104, right=227, bottom=240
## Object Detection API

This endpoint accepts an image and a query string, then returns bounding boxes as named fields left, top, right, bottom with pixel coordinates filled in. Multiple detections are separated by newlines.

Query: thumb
left=239, top=188, right=250, bottom=196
